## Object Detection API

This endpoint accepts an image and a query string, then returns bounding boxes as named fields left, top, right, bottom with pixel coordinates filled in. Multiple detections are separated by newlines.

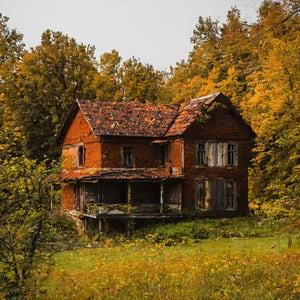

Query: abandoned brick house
left=58, top=92, right=255, bottom=231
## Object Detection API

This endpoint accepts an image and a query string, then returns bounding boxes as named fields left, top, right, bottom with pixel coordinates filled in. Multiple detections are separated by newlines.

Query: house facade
left=58, top=92, right=255, bottom=231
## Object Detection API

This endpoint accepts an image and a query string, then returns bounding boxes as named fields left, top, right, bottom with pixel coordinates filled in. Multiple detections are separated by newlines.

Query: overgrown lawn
left=39, top=233, right=299, bottom=299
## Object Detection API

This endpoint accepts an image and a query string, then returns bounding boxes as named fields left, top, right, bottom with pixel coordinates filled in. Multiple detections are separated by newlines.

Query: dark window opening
left=159, top=144, right=168, bottom=165
left=78, top=145, right=85, bottom=167
left=84, top=183, right=99, bottom=203
left=225, top=180, right=235, bottom=209
left=196, top=180, right=206, bottom=209
left=122, top=146, right=133, bottom=167
left=227, top=144, right=237, bottom=166
left=196, top=142, right=206, bottom=165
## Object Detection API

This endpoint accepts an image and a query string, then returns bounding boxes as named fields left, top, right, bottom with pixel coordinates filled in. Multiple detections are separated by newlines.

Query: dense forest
left=0, top=0, right=299, bottom=297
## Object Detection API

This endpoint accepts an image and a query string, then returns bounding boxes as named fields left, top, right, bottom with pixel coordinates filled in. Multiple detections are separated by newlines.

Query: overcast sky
left=2, top=0, right=263, bottom=71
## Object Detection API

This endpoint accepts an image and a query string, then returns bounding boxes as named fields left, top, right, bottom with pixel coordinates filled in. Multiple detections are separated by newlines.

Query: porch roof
left=60, top=168, right=184, bottom=182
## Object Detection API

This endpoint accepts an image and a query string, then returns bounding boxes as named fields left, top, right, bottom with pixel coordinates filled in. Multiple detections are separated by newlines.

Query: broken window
left=195, top=142, right=206, bottom=165
left=225, top=180, right=236, bottom=209
left=78, top=145, right=85, bottom=167
left=159, top=144, right=168, bottom=165
left=84, top=183, right=99, bottom=203
left=196, top=178, right=236, bottom=210
left=227, top=144, right=237, bottom=166
left=196, top=179, right=206, bottom=209
left=122, top=146, right=133, bottom=167
left=195, top=142, right=238, bottom=167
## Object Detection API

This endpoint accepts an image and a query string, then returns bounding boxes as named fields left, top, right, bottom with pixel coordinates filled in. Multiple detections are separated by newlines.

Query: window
left=196, top=179, right=206, bottom=209
left=196, top=178, right=236, bottom=210
left=84, top=183, right=99, bottom=203
left=227, top=144, right=237, bottom=166
left=78, top=145, right=85, bottom=167
left=195, top=142, right=206, bottom=165
left=159, top=144, right=168, bottom=165
left=195, top=142, right=237, bottom=167
left=122, top=146, right=133, bottom=167
left=225, top=180, right=236, bottom=209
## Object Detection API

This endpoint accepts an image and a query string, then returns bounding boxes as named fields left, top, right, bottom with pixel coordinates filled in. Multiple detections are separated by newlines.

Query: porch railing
left=84, top=203, right=181, bottom=215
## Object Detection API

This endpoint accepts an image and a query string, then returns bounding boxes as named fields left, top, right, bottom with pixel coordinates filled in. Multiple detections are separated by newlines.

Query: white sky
left=1, top=0, right=263, bottom=71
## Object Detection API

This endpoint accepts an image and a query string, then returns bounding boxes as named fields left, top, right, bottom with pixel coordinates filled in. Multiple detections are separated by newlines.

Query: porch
left=78, top=179, right=183, bottom=218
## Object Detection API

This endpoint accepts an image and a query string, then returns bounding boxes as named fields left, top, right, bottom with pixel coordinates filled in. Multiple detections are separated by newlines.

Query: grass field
left=37, top=226, right=299, bottom=300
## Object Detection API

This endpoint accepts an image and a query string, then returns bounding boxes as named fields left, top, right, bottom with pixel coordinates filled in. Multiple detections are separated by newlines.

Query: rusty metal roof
left=77, top=100, right=179, bottom=137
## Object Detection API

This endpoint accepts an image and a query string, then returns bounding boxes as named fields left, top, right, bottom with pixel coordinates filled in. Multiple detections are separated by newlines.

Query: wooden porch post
left=127, top=182, right=132, bottom=205
left=160, top=181, right=164, bottom=213
left=98, top=219, right=103, bottom=233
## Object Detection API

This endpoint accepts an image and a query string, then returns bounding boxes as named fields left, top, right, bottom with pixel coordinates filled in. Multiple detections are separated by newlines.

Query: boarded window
left=122, top=146, right=133, bottom=167
left=196, top=178, right=236, bottom=210
left=78, top=145, right=85, bottom=167
left=195, top=141, right=237, bottom=167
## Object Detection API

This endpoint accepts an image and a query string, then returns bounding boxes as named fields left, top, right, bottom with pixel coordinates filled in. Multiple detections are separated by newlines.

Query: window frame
left=122, top=146, right=133, bottom=167
left=195, top=141, right=238, bottom=167
left=196, top=179, right=206, bottom=209
left=227, top=143, right=238, bottom=166
left=78, top=144, right=85, bottom=167
left=195, top=142, right=206, bottom=166
left=195, top=178, right=237, bottom=211
left=159, top=143, right=168, bottom=166
left=224, top=180, right=237, bottom=210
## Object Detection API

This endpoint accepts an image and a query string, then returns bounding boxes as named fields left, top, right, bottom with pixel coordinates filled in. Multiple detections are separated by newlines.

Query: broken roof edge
left=164, top=92, right=256, bottom=138
left=56, top=99, right=80, bottom=145
left=164, top=92, right=222, bottom=137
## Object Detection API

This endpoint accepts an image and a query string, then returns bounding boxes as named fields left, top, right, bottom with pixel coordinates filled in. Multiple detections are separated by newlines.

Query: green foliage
left=93, top=53, right=164, bottom=103
left=0, top=157, right=78, bottom=299
left=3, top=30, right=97, bottom=160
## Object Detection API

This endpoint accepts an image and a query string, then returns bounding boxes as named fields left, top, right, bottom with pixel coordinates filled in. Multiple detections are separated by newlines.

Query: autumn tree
left=4, top=30, right=97, bottom=160
left=0, top=14, right=24, bottom=159
left=165, top=7, right=255, bottom=105
left=242, top=0, right=300, bottom=207
left=92, top=49, right=122, bottom=101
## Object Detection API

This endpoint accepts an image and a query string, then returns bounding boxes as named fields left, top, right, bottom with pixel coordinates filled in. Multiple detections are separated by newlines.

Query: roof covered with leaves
left=77, top=99, right=179, bottom=137
left=58, top=92, right=254, bottom=142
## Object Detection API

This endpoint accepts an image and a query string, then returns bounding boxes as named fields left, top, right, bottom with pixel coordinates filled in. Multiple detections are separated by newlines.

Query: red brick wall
left=61, top=183, right=76, bottom=210
left=101, top=137, right=160, bottom=168
left=62, top=111, right=101, bottom=177
left=182, top=107, right=253, bottom=214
